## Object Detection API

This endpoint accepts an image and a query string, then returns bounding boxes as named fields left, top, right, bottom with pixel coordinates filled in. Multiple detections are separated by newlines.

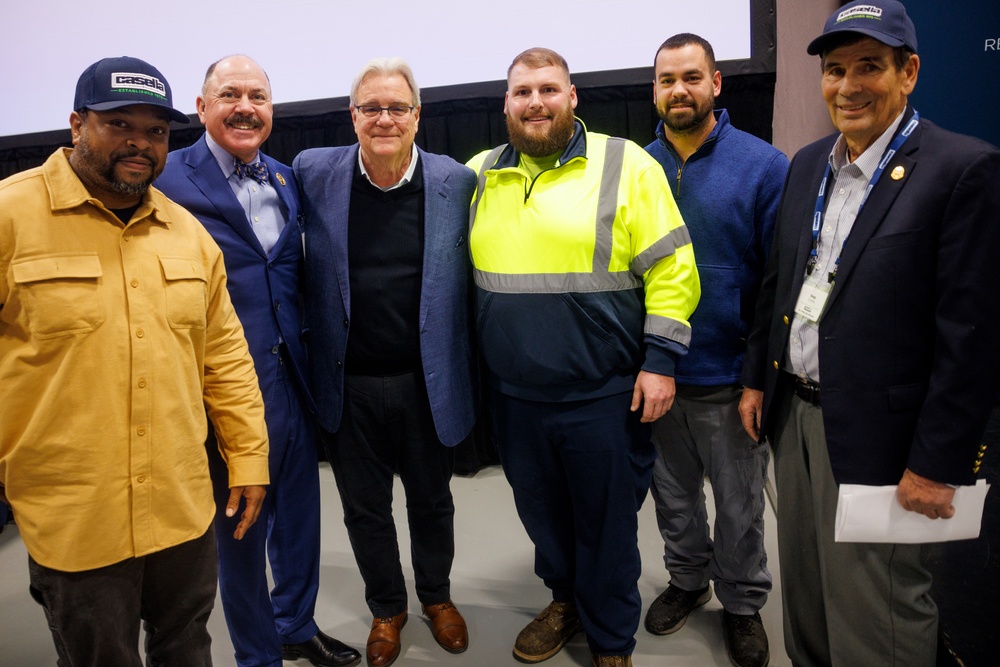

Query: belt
left=790, top=375, right=821, bottom=406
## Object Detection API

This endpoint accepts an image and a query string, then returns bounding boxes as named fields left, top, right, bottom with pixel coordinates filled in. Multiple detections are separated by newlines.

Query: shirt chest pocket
left=159, top=256, right=207, bottom=330
left=11, top=253, right=105, bottom=338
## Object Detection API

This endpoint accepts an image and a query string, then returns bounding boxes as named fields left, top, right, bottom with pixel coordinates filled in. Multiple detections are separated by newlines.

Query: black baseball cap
left=807, top=0, right=918, bottom=56
left=74, top=56, right=190, bottom=124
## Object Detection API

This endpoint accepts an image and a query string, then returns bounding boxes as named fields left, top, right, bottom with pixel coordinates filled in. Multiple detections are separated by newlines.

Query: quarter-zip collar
left=654, top=109, right=732, bottom=198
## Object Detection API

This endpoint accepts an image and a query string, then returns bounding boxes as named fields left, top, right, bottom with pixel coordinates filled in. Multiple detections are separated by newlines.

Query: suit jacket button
left=272, top=346, right=279, bottom=355
left=783, top=315, right=789, bottom=325
left=773, top=360, right=779, bottom=369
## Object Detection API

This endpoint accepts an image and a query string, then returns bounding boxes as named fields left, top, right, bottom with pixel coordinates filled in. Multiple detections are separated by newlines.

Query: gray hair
left=349, top=57, right=421, bottom=107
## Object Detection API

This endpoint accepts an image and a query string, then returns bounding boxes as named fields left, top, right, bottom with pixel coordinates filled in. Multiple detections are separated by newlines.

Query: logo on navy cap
left=837, top=6, right=883, bottom=23
left=111, top=71, right=167, bottom=100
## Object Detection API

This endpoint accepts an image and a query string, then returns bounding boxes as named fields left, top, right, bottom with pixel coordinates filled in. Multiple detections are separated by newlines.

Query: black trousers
left=323, top=371, right=456, bottom=618
left=28, top=524, right=217, bottom=667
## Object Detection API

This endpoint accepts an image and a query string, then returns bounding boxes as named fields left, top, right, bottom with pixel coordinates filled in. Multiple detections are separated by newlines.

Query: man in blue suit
left=293, top=57, right=478, bottom=667
left=156, top=55, right=361, bottom=667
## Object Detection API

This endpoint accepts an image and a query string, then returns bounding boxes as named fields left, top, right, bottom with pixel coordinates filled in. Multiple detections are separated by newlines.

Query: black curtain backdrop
left=0, top=71, right=776, bottom=476
left=0, top=73, right=775, bottom=179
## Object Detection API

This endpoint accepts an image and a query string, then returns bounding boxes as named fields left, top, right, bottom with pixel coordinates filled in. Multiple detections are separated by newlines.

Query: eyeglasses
left=355, top=105, right=415, bottom=119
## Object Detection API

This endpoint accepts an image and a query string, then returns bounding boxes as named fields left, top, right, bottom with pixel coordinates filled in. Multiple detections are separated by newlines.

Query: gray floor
left=0, top=463, right=788, bottom=666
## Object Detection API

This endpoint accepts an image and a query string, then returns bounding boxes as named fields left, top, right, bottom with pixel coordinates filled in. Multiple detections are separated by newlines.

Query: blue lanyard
left=808, top=111, right=920, bottom=281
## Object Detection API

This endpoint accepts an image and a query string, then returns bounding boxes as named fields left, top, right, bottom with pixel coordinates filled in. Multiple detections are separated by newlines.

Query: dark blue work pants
left=492, top=389, right=655, bottom=655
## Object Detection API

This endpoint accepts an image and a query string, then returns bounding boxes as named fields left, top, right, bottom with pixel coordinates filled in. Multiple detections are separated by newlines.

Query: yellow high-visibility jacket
left=468, top=122, right=701, bottom=401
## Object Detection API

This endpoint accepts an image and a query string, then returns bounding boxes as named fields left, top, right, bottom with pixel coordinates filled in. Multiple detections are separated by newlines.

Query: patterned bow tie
left=234, top=158, right=268, bottom=184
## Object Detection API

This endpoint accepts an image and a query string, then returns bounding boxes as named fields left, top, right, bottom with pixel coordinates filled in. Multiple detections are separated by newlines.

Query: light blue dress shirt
left=205, top=133, right=287, bottom=254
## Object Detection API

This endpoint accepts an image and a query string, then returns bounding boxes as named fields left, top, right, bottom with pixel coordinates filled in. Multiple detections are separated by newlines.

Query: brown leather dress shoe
left=366, top=612, right=407, bottom=667
left=422, top=600, right=469, bottom=653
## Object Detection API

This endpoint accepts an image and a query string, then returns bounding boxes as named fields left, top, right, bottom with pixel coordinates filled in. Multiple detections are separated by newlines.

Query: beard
left=506, top=102, right=576, bottom=157
left=74, top=139, right=160, bottom=200
left=658, top=95, right=714, bottom=134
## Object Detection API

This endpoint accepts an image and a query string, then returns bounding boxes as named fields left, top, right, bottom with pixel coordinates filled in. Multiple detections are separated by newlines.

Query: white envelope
left=834, top=479, right=990, bottom=544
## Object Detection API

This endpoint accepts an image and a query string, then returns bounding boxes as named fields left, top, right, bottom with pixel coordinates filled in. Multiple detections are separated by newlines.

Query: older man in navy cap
left=739, top=1, right=1000, bottom=664
left=0, top=56, right=270, bottom=666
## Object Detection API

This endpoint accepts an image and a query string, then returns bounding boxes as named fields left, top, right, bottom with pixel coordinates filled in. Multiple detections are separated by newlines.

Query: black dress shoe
left=282, top=630, right=361, bottom=667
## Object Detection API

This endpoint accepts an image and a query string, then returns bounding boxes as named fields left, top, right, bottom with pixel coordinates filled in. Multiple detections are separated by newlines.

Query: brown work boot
left=592, top=655, right=633, bottom=667
left=366, top=611, right=407, bottom=667
left=422, top=600, right=468, bottom=653
left=512, top=601, right=582, bottom=663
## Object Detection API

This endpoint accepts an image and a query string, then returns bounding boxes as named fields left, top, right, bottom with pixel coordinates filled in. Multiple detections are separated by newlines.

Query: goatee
left=74, top=140, right=159, bottom=199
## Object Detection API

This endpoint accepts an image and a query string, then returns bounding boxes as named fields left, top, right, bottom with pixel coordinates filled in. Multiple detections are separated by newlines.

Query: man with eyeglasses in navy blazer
left=293, top=57, right=477, bottom=667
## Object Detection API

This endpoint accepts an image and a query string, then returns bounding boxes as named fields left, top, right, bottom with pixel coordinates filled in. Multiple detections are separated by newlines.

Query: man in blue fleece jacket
left=642, top=34, right=788, bottom=667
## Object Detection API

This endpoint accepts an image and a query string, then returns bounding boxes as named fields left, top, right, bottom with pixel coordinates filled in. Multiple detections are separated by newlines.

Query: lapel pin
left=890, top=166, right=905, bottom=180
left=276, top=173, right=287, bottom=186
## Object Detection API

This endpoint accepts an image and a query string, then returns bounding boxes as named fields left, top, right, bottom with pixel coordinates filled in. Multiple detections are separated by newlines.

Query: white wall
left=0, top=0, right=754, bottom=138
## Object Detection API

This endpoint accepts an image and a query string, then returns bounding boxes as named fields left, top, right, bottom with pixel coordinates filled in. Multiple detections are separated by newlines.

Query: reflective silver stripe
left=646, top=313, right=692, bottom=346
left=474, top=269, right=642, bottom=294
left=471, top=136, right=637, bottom=293
left=593, top=137, right=626, bottom=271
left=632, top=225, right=693, bottom=275
left=470, top=144, right=506, bottom=229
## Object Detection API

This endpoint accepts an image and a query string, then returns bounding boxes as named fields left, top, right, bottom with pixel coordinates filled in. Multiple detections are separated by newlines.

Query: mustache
left=112, top=149, right=158, bottom=169
left=225, top=114, right=264, bottom=129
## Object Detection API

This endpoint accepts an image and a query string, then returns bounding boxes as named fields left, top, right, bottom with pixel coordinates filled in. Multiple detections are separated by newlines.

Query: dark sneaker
left=513, top=601, right=582, bottom=663
left=723, top=610, right=769, bottom=667
left=644, top=584, right=712, bottom=635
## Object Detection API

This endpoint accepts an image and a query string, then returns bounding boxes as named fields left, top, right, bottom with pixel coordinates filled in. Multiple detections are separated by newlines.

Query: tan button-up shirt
left=0, top=148, right=269, bottom=571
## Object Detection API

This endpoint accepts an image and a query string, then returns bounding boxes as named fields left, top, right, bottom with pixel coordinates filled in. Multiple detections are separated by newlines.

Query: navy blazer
left=743, top=108, right=1000, bottom=486
left=292, top=145, right=478, bottom=447
left=156, top=136, right=314, bottom=413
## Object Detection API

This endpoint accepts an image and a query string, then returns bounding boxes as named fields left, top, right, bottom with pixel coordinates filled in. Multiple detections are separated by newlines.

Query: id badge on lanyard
left=794, top=282, right=832, bottom=324
left=799, top=112, right=920, bottom=325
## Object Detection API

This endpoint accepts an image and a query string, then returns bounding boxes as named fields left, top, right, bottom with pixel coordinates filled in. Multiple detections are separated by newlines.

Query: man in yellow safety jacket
left=467, top=47, right=700, bottom=667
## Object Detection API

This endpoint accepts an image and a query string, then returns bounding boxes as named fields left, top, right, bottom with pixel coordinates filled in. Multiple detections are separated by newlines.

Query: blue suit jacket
left=156, top=136, right=314, bottom=414
left=292, top=145, right=478, bottom=447
left=743, top=108, right=1000, bottom=486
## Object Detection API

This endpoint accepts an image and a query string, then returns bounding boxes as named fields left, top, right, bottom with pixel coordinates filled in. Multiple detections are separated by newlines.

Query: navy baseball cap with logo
left=74, top=56, right=190, bottom=124
left=807, top=0, right=918, bottom=56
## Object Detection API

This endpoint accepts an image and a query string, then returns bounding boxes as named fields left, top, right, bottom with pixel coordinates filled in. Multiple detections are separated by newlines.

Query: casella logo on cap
left=111, top=71, right=167, bottom=99
left=837, top=6, right=883, bottom=23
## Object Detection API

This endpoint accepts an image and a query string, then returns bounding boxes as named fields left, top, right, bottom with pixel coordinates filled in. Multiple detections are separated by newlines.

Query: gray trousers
left=649, top=384, right=771, bottom=614
left=772, top=383, right=937, bottom=667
